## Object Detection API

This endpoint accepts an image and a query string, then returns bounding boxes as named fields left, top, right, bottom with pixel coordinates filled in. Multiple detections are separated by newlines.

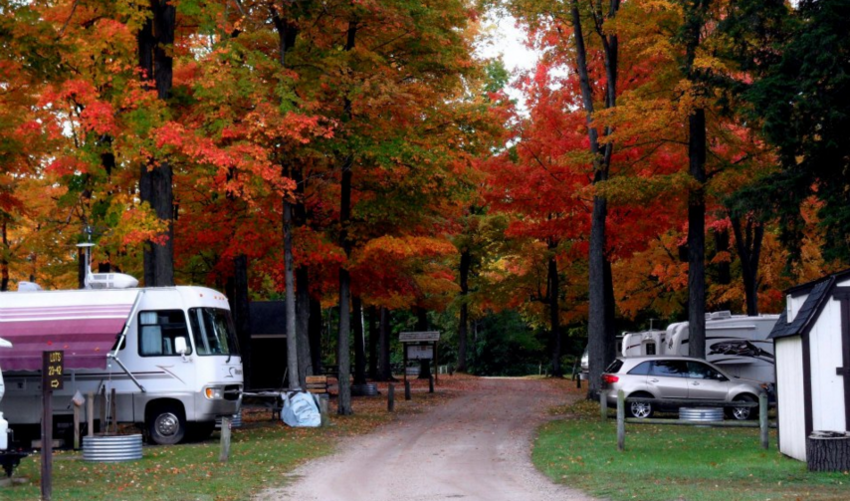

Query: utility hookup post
left=42, top=350, right=64, bottom=501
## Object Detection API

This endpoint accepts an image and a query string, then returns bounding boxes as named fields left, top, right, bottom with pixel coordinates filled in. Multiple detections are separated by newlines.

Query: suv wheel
left=628, top=393, right=654, bottom=419
left=728, top=394, right=757, bottom=421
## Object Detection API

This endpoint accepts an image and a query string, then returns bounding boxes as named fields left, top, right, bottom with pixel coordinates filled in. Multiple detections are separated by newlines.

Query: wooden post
left=218, top=416, right=231, bottom=462
left=429, top=375, right=434, bottom=394
left=86, top=392, right=94, bottom=437
left=318, top=395, right=329, bottom=427
left=404, top=380, right=411, bottom=401
left=99, top=386, right=106, bottom=434
left=110, top=388, right=118, bottom=434
left=388, top=384, right=395, bottom=412
left=600, top=391, right=608, bottom=420
left=617, top=390, right=626, bottom=452
left=41, top=388, right=53, bottom=501
left=759, top=392, right=769, bottom=450
left=73, top=405, right=81, bottom=450
left=434, top=342, right=439, bottom=386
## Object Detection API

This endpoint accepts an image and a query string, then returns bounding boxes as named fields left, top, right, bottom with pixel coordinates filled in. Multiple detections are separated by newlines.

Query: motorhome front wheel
left=147, top=404, right=186, bottom=445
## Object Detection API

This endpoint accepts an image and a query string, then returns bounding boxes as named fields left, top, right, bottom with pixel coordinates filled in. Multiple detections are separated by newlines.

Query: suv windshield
left=188, top=308, right=240, bottom=356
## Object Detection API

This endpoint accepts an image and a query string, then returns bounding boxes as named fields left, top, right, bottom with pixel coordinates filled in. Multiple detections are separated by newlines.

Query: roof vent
left=708, top=311, right=732, bottom=320
left=17, top=281, right=43, bottom=291
left=87, top=273, right=139, bottom=290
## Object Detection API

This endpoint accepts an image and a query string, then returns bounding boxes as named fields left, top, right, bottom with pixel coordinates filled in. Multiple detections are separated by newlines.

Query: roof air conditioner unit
left=87, top=273, right=139, bottom=290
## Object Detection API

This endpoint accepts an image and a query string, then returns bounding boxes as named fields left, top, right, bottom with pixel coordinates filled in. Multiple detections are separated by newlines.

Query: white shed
left=769, top=271, right=850, bottom=462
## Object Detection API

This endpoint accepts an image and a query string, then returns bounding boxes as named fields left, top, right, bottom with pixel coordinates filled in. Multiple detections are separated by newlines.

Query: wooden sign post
left=42, top=350, right=64, bottom=501
left=399, top=332, right=440, bottom=392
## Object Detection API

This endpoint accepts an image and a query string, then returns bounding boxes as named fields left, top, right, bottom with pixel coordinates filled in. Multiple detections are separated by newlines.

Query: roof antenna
left=77, top=225, right=95, bottom=289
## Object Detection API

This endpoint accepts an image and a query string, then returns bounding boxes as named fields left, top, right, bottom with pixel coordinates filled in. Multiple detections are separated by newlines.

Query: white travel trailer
left=621, top=311, right=779, bottom=383
left=0, top=283, right=243, bottom=445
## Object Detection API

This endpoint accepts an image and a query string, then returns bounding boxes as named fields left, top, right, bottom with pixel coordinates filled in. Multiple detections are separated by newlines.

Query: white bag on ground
left=281, top=391, right=321, bottom=427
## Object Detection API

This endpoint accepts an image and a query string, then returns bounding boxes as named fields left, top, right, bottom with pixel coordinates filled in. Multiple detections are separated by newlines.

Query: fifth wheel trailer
left=0, top=285, right=243, bottom=445
left=620, top=311, right=780, bottom=383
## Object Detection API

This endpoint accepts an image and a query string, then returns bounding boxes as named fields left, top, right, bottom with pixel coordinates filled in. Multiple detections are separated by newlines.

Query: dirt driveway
left=256, top=378, right=600, bottom=501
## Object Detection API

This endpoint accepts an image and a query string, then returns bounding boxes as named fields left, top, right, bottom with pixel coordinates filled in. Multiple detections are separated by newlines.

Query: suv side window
left=687, top=361, right=726, bottom=381
left=650, top=360, right=687, bottom=377
left=605, top=359, right=624, bottom=373
left=628, top=362, right=652, bottom=375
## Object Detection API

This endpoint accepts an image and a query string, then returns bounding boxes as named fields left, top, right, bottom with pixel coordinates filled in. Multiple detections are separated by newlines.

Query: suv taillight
left=602, top=374, right=619, bottom=384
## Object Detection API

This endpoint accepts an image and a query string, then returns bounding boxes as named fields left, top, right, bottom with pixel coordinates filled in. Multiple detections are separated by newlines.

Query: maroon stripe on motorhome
left=0, top=317, right=127, bottom=371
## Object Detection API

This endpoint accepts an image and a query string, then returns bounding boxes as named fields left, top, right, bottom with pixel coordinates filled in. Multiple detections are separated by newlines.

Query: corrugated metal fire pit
left=679, top=407, right=724, bottom=424
left=82, top=434, right=143, bottom=462
left=216, top=411, right=242, bottom=429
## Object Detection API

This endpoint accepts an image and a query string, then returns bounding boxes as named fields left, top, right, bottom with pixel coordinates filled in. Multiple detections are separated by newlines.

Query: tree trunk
left=352, top=296, right=367, bottom=385
left=337, top=158, right=353, bottom=414
left=294, top=167, right=312, bottom=383
left=272, top=10, right=302, bottom=389
left=571, top=0, right=619, bottom=396
left=138, top=1, right=175, bottom=287
left=687, top=107, right=707, bottom=359
left=731, top=215, right=763, bottom=316
left=547, top=250, right=562, bottom=377
left=457, top=248, right=470, bottom=373
left=284, top=200, right=299, bottom=389
left=807, top=432, right=850, bottom=472
left=367, top=306, right=378, bottom=379
left=416, top=307, right=431, bottom=379
left=232, top=255, right=251, bottom=388
left=334, top=19, right=358, bottom=415
left=296, top=265, right=312, bottom=381
left=713, top=228, right=732, bottom=311
left=378, top=307, right=392, bottom=381
left=1, top=218, right=8, bottom=292
left=309, top=297, right=323, bottom=374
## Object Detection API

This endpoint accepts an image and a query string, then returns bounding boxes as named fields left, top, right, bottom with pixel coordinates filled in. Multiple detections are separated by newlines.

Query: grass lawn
left=1, top=378, right=456, bottom=501
left=534, top=395, right=850, bottom=501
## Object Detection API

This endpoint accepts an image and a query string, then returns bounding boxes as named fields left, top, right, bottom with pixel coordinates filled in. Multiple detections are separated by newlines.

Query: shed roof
left=770, top=274, right=838, bottom=340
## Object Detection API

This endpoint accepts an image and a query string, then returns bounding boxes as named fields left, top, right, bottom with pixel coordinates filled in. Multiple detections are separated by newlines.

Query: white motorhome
left=0, top=283, right=243, bottom=445
left=1, top=336, right=10, bottom=451
left=620, top=311, right=779, bottom=383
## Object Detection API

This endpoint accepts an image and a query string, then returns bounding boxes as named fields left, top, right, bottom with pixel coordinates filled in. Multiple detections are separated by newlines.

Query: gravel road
left=256, top=378, right=600, bottom=501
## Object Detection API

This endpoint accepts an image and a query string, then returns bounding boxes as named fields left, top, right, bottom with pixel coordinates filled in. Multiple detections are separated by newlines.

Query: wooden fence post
left=388, top=384, right=395, bottom=412
left=73, top=405, right=81, bottom=450
left=600, top=391, right=608, bottom=421
left=110, top=388, right=118, bottom=434
left=86, top=392, right=94, bottom=437
left=219, top=416, right=231, bottom=462
left=429, top=375, right=434, bottom=394
left=404, top=380, right=411, bottom=401
left=759, top=392, right=769, bottom=450
left=617, top=390, right=626, bottom=451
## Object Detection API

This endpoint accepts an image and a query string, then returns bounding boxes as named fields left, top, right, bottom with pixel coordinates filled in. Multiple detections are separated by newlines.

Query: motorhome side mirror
left=175, top=337, right=188, bottom=355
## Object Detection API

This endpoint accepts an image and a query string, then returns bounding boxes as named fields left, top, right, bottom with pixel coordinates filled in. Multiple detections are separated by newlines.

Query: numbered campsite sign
left=43, top=350, right=64, bottom=390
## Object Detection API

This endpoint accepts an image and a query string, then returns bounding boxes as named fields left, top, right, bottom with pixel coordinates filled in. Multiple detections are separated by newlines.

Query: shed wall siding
left=776, top=337, right=807, bottom=461
left=809, top=299, right=847, bottom=432
left=788, top=295, right=804, bottom=324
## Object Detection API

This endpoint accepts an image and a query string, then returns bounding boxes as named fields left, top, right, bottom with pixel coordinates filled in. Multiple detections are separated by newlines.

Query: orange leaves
left=357, top=236, right=457, bottom=262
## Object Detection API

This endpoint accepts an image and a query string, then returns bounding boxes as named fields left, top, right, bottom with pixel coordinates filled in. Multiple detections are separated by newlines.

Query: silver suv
left=602, top=356, right=767, bottom=420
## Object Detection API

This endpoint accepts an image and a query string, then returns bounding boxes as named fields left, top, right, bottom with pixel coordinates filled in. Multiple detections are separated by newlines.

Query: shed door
left=776, top=337, right=807, bottom=461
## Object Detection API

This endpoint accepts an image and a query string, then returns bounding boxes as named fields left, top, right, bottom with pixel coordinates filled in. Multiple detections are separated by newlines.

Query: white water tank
left=0, top=412, right=8, bottom=450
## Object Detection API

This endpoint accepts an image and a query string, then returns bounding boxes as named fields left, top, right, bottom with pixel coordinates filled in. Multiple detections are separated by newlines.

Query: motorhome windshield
left=188, top=308, right=239, bottom=356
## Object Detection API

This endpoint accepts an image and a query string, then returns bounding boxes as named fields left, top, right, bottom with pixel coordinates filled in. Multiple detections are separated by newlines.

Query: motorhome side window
left=188, top=308, right=238, bottom=356
left=138, top=310, right=192, bottom=357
